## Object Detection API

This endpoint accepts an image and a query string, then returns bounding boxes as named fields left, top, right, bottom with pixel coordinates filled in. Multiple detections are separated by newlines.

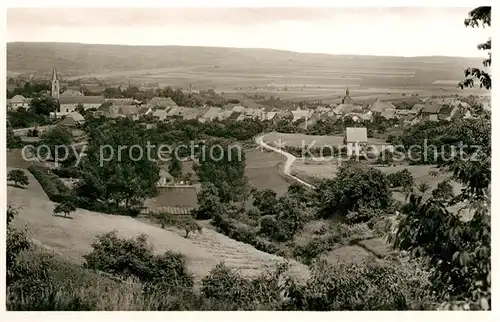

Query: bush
left=284, top=259, right=437, bottom=310
left=28, top=165, right=73, bottom=202
left=83, top=231, right=194, bottom=291
left=387, top=169, right=415, bottom=191
left=52, top=166, right=82, bottom=179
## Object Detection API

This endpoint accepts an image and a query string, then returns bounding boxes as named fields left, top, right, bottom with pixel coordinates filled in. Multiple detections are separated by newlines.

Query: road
left=255, top=133, right=316, bottom=189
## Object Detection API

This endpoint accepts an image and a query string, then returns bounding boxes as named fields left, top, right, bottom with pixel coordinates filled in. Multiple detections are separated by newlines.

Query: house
left=395, top=109, right=414, bottom=119
left=410, top=103, right=425, bottom=115
left=344, top=127, right=368, bottom=158
left=58, top=111, right=85, bottom=127
left=263, top=111, right=278, bottom=122
left=380, top=109, right=397, bottom=120
left=199, top=107, right=222, bottom=123
left=420, top=103, right=442, bottom=121
left=292, top=106, right=313, bottom=122
left=166, top=106, right=184, bottom=118
left=438, top=104, right=462, bottom=121
left=148, top=97, right=178, bottom=109
left=59, top=95, right=105, bottom=114
left=94, top=102, right=120, bottom=118
left=118, top=105, right=139, bottom=118
left=7, top=95, right=30, bottom=110
left=152, top=108, right=168, bottom=121
left=369, top=98, right=396, bottom=117
left=180, top=107, right=201, bottom=120
left=137, top=107, right=153, bottom=118
left=361, top=110, right=373, bottom=122
left=228, top=111, right=242, bottom=121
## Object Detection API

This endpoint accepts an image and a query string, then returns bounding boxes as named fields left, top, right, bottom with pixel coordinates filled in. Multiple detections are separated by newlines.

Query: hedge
left=28, top=165, right=73, bottom=202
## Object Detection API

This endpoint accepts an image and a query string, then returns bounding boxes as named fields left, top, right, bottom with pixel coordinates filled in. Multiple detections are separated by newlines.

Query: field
left=245, top=148, right=290, bottom=196
left=8, top=168, right=310, bottom=284
left=7, top=42, right=489, bottom=102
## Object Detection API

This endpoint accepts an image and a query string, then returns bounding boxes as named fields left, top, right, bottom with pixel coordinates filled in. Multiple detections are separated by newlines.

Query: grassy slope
left=7, top=168, right=310, bottom=284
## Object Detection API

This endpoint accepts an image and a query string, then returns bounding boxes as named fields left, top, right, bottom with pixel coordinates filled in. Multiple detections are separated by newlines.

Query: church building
left=51, top=68, right=104, bottom=115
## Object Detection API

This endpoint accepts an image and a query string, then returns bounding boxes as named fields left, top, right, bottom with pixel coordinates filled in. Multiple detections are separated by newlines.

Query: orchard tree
left=7, top=169, right=29, bottom=188
left=432, top=180, right=454, bottom=202
left=53, top=201, right=77, bottom=218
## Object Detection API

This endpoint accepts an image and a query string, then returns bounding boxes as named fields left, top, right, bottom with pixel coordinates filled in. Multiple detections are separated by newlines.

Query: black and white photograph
left=3, top=3, right=492, bottom=312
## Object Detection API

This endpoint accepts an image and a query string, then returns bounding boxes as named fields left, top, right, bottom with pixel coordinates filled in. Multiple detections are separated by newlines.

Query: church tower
left=51, top=68, right=60, bottom=100
left=341, top=87, right=354, bottom=105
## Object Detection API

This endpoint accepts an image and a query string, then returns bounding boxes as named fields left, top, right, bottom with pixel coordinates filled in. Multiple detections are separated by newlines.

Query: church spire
left=346, top=87, right=350, bottom=96
left=51, top=68, right=60, bottom=100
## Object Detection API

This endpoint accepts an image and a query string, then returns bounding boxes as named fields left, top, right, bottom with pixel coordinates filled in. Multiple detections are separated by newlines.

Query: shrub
left=387, top=169, right=415, bottom=191
left=283, top=259, right=437, bottom=310
left=28, top=165, right=72, bottom=202
left=83, top=231, right=194, bottom=291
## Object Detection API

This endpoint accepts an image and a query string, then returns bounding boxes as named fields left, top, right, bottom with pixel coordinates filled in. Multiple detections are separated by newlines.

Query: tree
left=75, top=103, right=85, bottom=114
left=387, top=169, right=414, bottom=191
left=459, top=7, right=491, bottom=90
left=252, top=189, right=278, bottom=216
left=168, top=155, right=182, bottom=180
left=392, top=7, right=491, bottom=310
left=53, top=201, right=77, bottom=218
left=286, top=182, right=309, bottom=204
left=193, top=183, right=225, bottom=220
left=76, top=119, right=159, bottom=212
left=432, top=180, right=454, bottom=202
left=39, top=125, right=73, bottom=162
left=7, top=127, right=22, bottom=150
left=195, top=139, right=249, bottom=203
left=316, top=162, right=392, bottom=219
left=7, top=170, right=29, bottom=188
left=29, top=96, right=59, bottom=116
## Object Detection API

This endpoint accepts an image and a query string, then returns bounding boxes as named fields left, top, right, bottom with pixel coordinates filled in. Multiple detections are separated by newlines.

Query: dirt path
left=255, top=133, right=316, bottom=189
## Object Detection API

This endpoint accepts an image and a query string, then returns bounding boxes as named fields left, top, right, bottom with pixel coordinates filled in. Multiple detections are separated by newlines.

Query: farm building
left=344, top=127, right=368, bottom=158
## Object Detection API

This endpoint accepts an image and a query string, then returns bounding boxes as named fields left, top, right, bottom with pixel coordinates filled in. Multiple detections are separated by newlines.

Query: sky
left=6, top=7, right=491, bottom=57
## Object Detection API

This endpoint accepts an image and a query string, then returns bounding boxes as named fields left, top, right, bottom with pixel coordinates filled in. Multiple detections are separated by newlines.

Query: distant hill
left=7, top=42, right=484, bottom=79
